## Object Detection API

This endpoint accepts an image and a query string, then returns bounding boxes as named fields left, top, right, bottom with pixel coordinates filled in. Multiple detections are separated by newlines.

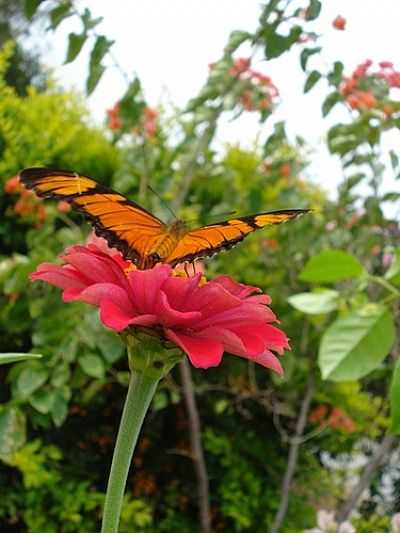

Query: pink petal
left=161, top=273, right=202, bottom=309
left=249, top=323, right=290, bottom=354
left=212, top=275, right=262, bottom=299
left=30, top=263, right=88, bottom=290
left=246, top=350, right=284, bottom=374
left=68, top=283, right=134, bottom=312
left=154, top=290, right=202, bottom=327
left=165, top=329, right=223, bottom=368
left=128, top=264, right=171, bottom=313
left=195, top=326, right=246, bottom=355
left=100, top=300, right=157, bottom=332
left=187, top=283, right=241, bottom=315
left=227, top=324, right=267, bottom=355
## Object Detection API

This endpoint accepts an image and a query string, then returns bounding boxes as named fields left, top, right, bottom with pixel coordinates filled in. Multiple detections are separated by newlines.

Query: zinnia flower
left=30, top=236, right=289, bottom=372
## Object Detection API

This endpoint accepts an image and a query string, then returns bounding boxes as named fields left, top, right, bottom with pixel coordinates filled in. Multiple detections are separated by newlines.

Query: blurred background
left=0, top=1, right=399, bottom=531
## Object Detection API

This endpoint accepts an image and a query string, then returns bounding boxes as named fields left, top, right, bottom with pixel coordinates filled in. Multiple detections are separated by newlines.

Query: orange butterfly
left=20, top=168, right=310, bottom=269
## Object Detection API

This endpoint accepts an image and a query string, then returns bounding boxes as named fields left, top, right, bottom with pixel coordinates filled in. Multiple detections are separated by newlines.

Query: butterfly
left=20, top=168, right=310, bottom=269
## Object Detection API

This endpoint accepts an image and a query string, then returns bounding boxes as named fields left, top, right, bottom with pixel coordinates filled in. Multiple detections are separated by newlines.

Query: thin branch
left=270, top=374, right=315, bottom=533
left=179, top=359, right=211, bottom=533
left=335, top=433, right=399, bottom=523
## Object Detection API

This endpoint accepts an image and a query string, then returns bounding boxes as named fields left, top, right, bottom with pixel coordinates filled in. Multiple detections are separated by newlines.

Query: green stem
left=101, top=371, right=159, bottom=533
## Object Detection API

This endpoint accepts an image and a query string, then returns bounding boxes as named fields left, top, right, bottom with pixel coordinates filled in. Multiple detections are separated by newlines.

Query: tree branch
left=270, top=374, right=315, bottom=533
left=179, top=359, right=211, bottom=533
left=335, top=433, right=399, bottom=523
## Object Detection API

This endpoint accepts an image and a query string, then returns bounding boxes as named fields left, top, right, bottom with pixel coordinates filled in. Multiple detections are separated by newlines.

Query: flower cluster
left=340, top=60, right=400, bottom=116
left=106, top=104, right=122, bottom=130
left=30, top=235, right=289, bottom=372
left=228, top=57, right=279, bottom=112
left=4, top=175, right=71, bottom=220
left=309, top=405, right=356, bottom=433
left=4, top=175, right=46, bottom=222
left=106, top=102, right=158, bottom=139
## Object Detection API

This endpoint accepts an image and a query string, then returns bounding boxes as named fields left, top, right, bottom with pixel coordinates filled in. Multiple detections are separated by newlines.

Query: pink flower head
left=30, top=237, right=289, bottom=372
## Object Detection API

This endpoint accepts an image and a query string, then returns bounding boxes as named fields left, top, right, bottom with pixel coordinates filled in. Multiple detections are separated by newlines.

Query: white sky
left=38, top=0, right=400, bottom=199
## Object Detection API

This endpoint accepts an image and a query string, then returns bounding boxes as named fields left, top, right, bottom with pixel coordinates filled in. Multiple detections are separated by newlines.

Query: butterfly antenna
left=147, top=184, right=177, bottom=220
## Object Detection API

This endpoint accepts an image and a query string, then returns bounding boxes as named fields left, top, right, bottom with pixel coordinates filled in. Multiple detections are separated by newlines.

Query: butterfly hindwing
left=19, top=168, right=166, bottom=265
left=165, top=209, right=309, bottom=266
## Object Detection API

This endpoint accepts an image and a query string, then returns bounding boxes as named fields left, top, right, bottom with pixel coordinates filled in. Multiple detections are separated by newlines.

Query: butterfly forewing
left=20, top=168, right=166, bottom=265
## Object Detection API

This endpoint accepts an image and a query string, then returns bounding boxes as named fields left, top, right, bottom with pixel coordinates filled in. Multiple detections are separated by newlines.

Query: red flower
left=332, top=15, right=346, bottom=30
left=4, top=175, right=22, bottom=194
left=57, top=200, right=71, bottom=213
left=30, top=237, right=289, bottom=372
left=106, top=104, right=122, bottom=130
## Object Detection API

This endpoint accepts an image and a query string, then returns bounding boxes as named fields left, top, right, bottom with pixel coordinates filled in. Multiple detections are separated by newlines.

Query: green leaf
left=48, top=1, right=72, bottom=30
left=390, top=359, right=400, bottom=434
left=97, top=330, right=124, bottom=363
left=79, top=354, right=105, bottom=379
left=264, top=25, right=302, bottom=59
left=0, top=353, right=42, bottom=365
left=304, top=70, right=322, bottom=93
left=86, top=35, right=114, bottom=94
left=24, top=0, right=43, bottom=19
left=224, top=30, right=252, bottom=54
left=322, top=92, right=341, bottom=117
left=17, top=364, right=49, bottom=397
left=300, top=47, right=321, bottom=71
left=385, top=248, right=400, bottom=285
left=288, top=289, right=339, bottom=314
left=86, top=64, right=105, bottom=95
left=300, top=250, right=364, bottom=283
left=0, top=408, right=26, bottom=458
left=81, top=8, right=103, bottom=31
left=29, top=389, right=55, bottom=414
left=306, top=0, right=322, bottom=20
left=389, top=150, right=399, bottom=170
left=327, top=61, right=344, bottom=87
left=65, top=32, right=87, bottom=64
left=51, top=392, right=68, bottom=427
left=319, top=305, right=395, bottom=381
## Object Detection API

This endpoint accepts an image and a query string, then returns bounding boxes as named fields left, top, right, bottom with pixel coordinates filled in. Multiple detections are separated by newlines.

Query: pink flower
left=30, top=237, right=289, bottom=372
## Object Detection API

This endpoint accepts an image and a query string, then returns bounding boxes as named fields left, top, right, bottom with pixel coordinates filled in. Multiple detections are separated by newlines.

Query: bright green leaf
left=24, top=0, right=43, bottom=19
left=385, top=248, right=400, bottom=286
left=0, top=408, right=26, bottom=458
left=327, top=61, right=344, bottom=87
left=300, top=47, right=321, bottom=71
left=86, top=64, right=105, bottom=95
left=29, top=389, right=55, bottom=414
left=79, top=354, right=105, bottom=379
left=0, top=353, right=42, bottom=365
left=390, top=359, right=400, bottom=434
left=264, top=25, right=302, bottom=59
left=322, top=92, right=341, bottom=117
left=81, top=8, right=103, bottom=31
left=288, top=289, right=339, bottom=314
left=48, top=1, right=72, bottom=30
left=300, top=250, right=365, bottom=283
left=17, top=364, right=49, bottom=397
left=97, top=330, right=124, bottom=363
left=304, top=70, right=322, bottom=93
left=319, top=305, right=395, bottom=381
left=86, top=35, right=114, bottom=94
left=65, top=32, right=87, bottom=64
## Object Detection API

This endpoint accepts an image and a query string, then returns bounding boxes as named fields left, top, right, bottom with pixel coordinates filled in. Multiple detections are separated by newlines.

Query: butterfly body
left=20, top=168, right=310, bottom=269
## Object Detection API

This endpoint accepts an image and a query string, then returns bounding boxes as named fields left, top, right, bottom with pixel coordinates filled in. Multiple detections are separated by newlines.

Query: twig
left=270, top=374, right=315, bottom=533
left=179, top=359, right=211, bottom=533
left=335, top=433, right=399, bottom=523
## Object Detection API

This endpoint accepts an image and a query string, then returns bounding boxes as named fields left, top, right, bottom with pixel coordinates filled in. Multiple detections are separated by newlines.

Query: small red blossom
left=309, top=405, right=356, bottom=433
left=30, top=237, right=289, bottom=372
left=142, top=106, right=158, bottom=139
left=4, top=175, right=22, bottom=193
left=279, top=163, right=291, bottom=177
left=57, top=200, right=71, bottom=213
left=332, top=15, right=346, bottom=30
left=106, top=104, right=122, bottom=130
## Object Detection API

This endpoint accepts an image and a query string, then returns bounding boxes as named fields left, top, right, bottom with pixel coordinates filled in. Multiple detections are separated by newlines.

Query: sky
left=36, top=0, right=400, bottom=199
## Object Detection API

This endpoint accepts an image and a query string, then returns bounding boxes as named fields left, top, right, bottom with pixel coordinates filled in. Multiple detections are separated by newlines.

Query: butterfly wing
left=19, top=168, right=166, bottom=266
left=166, top=209, right=310, bottom=266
